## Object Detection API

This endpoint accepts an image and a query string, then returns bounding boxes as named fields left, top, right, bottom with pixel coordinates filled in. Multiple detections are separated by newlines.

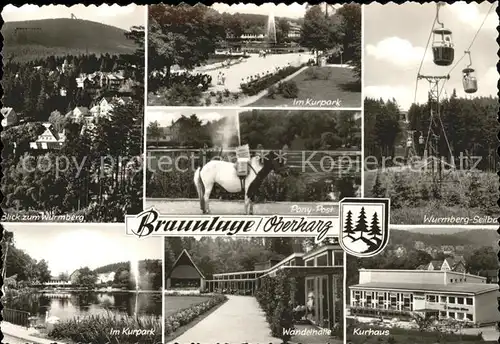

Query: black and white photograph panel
left=1, top=4, right=145, bottom=223
left=346, top=225, right=499, bottom=344
left=146, top=108, right=362, bottom=215
left=163, top=237, right=344, bottom=344
left=1, top=224, right=162, bottom=344
left=362, top=2, right=498, bottom=225
left=147, top=3, right=361, bottom=108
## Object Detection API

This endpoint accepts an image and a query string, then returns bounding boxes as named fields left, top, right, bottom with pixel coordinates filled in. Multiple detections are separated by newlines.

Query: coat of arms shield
left=339, top=198, right=390, bottom=257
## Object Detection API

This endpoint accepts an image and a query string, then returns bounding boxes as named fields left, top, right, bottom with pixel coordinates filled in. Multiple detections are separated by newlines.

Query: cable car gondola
left=432, top=3, right=454, bottom=66
left=462, top=51, right=478, bottom=94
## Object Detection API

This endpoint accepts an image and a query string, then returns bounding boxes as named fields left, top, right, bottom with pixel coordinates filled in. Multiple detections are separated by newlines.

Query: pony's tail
left=194, top=167, right=205, bottom=212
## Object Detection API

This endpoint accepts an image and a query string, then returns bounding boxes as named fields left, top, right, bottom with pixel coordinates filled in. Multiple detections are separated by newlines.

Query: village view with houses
left=1, top=11, right=145, bottom=222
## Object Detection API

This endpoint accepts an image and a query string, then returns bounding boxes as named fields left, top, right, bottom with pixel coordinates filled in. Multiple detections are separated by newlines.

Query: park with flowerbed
left=164, top=294, right=228, bottom=342
left=148, top=4, right=361, bottom=107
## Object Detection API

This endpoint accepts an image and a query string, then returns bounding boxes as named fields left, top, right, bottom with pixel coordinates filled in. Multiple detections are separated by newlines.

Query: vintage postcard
left=1, top=2, right=498, bottom=344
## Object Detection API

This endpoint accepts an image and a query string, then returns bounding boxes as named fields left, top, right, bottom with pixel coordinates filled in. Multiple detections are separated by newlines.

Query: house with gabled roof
left=422, top=257, right=467, bottom=273
left=166, top=249, right=206, bottom=290
left=66, top=106, right=90, bottom=123
left=30, top=123, right=66, bottom=150
left=1, top=107, right=18, bottom=127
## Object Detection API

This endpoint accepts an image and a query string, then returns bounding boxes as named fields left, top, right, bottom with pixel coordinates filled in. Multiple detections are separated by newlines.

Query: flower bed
left=149, top=72, right=212, bottom=94
left=164, top=294, right=227, bottom=336
left=240, top=63, right=309, bottom=96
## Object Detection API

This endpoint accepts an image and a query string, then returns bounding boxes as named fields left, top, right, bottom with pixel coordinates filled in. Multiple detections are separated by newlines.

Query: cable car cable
left=413, top=13, right=438, bottom=104
left=437, top=2, right=495, bottom=97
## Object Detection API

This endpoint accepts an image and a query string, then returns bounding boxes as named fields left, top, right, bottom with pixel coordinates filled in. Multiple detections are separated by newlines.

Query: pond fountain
left=130, top=259, right=140, bottom=291
left=267, top=12, right=277, bottom=46
left=130, top=259, right=140, bottom=318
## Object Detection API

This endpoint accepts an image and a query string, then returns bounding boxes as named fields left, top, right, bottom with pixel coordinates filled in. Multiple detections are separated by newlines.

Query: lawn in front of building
left=248, top=66, right=361, bottom=108
left=164, top=295, right=212, bottom=317
left=347, top=321, right=486, bottom=344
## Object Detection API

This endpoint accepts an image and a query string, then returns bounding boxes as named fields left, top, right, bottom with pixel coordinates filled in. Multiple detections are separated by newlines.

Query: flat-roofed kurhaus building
left=349, top=269, right=499, bottom=325
left=166, top=244, right=344, bottom=329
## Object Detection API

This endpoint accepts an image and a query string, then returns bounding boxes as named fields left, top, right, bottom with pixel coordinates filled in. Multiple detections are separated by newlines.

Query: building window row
left=352, top=290, right=413, bottom=311
left=439, top=311, right=474, bottom=321
left=426, top=294, right=473, bottom=306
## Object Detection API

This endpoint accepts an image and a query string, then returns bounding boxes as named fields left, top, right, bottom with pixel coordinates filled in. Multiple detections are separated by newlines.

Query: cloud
left=447, top=2, right=497, bottom=31
left=2, top=4, right=41, bottom=14
left=91, top=4, right=138, bottom=17
left=480, top=66, right=499, bottom=91
left=366, top=37, right=430, bottom=67
left=365, top=85, right=415, bottom=110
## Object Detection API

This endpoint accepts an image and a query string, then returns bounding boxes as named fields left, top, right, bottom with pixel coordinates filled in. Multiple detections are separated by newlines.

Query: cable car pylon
left=416, top=73, right=454, bottom=184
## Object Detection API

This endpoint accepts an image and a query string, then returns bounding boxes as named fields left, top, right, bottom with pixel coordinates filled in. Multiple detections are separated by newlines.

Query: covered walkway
left=168, top=295, right=281, bottom=344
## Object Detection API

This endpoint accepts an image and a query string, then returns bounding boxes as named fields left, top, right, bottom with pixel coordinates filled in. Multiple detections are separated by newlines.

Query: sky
left=6, top=224, right=162, bottom=276
left=147, top=108, right=239, bottom=127
left=364, top=2, right=498, bottom=110
left=1, top=4, right=145, bottom=30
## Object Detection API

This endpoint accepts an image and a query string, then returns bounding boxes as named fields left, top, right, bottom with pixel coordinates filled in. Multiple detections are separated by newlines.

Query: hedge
left=255, top=270, right=296, bottom=343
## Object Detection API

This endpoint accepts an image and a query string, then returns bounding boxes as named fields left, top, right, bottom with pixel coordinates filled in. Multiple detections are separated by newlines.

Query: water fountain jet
left=130, top=259, right=139, bottom=292
left=266, top=12, right=277, bottom=46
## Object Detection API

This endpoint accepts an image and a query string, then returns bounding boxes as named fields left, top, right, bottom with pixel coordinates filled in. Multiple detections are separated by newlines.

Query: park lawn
left=164, top=295, right=212, bottom=317
left=347, top=320, right=485, bottom=344
left=348, top=330, right=485, bottom=344
left=248, top=66, right=361, bottom=107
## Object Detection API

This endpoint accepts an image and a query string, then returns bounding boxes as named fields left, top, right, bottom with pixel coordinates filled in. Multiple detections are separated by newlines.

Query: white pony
left=194, top=150, right=284, bottom=215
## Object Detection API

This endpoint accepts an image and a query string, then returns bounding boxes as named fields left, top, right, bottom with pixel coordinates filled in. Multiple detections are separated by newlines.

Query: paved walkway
left=168, top=295, right=282, bottom=344
left=202, top=52, right=315, bottom=93
left=1, top=322, right=66, bottom=344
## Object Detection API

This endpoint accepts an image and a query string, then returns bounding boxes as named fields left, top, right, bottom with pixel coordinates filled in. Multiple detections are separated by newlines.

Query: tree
left=412, top=313, right=435, bottom=332
left=368, top=212, right=382, bottom=242
left=75, top=267, right=98, bottom=289
left=336, top=4, right=361, bottom=80
left=372, top=172, right=385, bottom=198
left=276, top=18, right=291, bottom=44
left=48, top=110, right=66, bottom=133
left=148, top=121, right=162, bottom=145
left=35, top=260, right=51, bottom=284
left=2, top=231, right=14, bottom=281
left=465, top=246, right=497, bottom=275
left=148, top=4, right=225, bottom=82
left=354, top=207, right=369, bottom=238
left=301, top=5, right=343, bottom=65
left=58, top=272, right=70, bottom=281
left=114, top=266, right=131, bottom=286
left=343, top=210, right=355, bottom=238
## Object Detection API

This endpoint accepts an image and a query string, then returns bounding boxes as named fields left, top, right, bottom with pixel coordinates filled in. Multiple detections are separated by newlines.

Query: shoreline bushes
left=48, top=312, right=162, bottom=344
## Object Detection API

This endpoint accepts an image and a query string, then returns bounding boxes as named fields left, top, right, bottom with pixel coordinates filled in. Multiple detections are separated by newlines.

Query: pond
left=6, top=291, right=162, bottom=322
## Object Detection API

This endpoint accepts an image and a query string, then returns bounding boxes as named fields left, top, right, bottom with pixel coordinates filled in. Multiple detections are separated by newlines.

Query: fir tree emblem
left=339, top=198, right=390, bottom=257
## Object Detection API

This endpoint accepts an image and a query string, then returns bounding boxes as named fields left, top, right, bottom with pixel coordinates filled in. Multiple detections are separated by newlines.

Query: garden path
left=168, top=295, right=282, bottom=344
left=202, top=52, right=314, bottom=93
